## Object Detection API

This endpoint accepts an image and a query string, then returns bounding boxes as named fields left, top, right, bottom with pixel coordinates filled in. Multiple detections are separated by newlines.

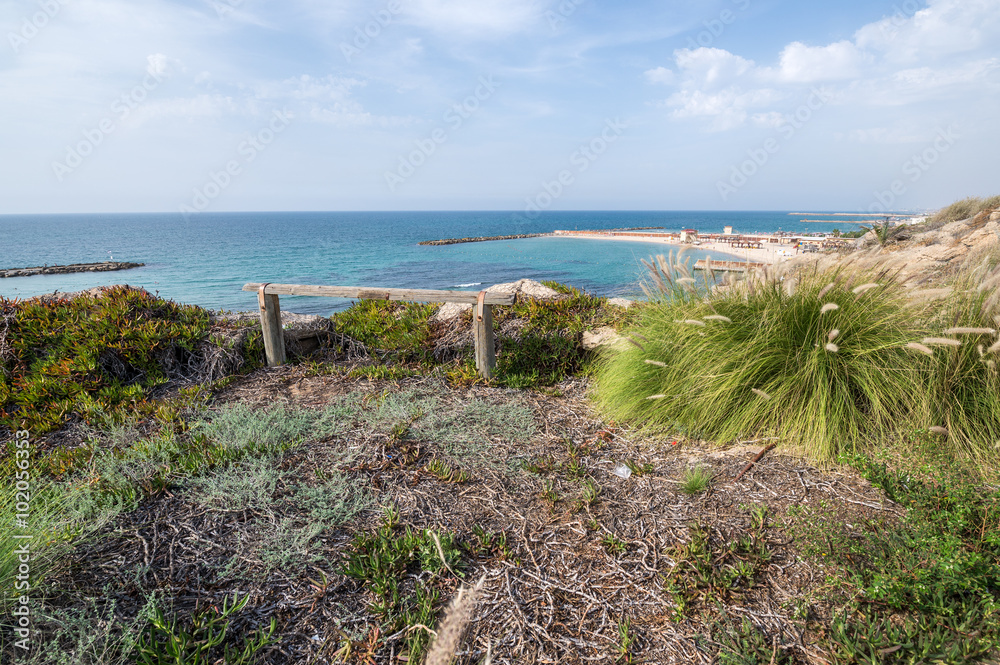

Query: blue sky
left=1, top=0, right=997, bottom=214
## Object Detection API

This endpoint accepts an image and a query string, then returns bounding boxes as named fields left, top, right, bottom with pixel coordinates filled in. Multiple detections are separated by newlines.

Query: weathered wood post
left=257, top=284, right=287, bottom=366
left=474, top=290, right=496, bottom=379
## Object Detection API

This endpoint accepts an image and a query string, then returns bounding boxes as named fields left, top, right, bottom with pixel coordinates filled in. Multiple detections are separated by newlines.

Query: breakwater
left=419, top=234, right=547, bottom=246
left=419, top=227, right=664, bottom=246
left=1, top=261, right=144, bottom=279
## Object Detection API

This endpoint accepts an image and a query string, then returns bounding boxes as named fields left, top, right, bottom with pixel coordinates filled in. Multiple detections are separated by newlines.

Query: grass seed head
left=922, top=337, right=962, bottom=347
left=751, top=388, right=772, bottom=400
left=828, top=329, right=840, bottom=342
left=906, top=342, right=935, bottom=357
left=818, top=282, right=835, bottom=299
left=852, top=282, right=880, bottom=295
left=988, top=339, right=1000, bottom=355
left=424, top=576, right=485, bottom=665
left=644, top=359, right=667, bottom=367
left=825, top=343, right=840, bottom=352
left=683, top=319, right=706, bottom=327
left=703, top=315, right=732, bottom=323
left=820, top=303, right=840, bottom=314
left=944, top=327, right=996, bottom=335
left=646, top=394, right=667, bottom=400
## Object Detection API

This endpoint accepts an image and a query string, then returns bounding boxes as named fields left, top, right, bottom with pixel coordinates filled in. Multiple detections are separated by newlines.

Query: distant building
left=723, top=226, right=734, bottom=235
left=680, top=229, right=698, bottom=243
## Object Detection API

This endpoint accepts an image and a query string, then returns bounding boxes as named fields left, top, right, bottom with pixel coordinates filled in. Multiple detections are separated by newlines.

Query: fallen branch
left=734, top=442, right=778, bottom=481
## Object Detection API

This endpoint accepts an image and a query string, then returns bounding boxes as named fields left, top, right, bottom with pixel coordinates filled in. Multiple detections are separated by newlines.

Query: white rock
left=485, top=278, right=561, bottom=300
left=607, top=297, right=634, bottom=308
left=431, top=301, right=473, bottom=323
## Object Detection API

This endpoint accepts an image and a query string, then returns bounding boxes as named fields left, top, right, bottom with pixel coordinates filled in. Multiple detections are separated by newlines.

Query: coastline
left=547, top=232, right=786, bottom=266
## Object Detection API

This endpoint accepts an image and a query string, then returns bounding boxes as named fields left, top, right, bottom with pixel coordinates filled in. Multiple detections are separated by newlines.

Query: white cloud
left=648, top=0, right=1000, bottom=130
left=674, top=47, right=754, bottom=88
left=771, top=40, right=866, bottom=83
left=666, top=87, right=782, bottom=131
left=644, top=66, right=674, bottom=85
left=855, top=0, right=1000, bottom=64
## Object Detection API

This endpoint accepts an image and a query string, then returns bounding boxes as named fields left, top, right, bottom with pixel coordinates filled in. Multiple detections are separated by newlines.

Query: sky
left=0, top=0, right=997, bottom=214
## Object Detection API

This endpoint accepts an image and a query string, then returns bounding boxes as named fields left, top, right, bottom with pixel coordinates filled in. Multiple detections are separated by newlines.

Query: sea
left=0, top=211, right=866, bottom=315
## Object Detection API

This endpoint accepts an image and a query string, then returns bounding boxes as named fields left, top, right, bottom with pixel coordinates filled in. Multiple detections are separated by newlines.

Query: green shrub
left=331, top=300, right=438, bottom=362
left=0, top=287, right=210, bottom=433
left=492, top=284, right=638, bottom=387
left=593, top=265, right=923, bottom=460
left=805, top=453, right=1000, bottom=663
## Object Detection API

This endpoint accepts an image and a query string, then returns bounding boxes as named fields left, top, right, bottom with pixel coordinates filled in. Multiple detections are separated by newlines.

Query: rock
left=990, top=210, right=1000, bottom=222
left=431, top=302, right=472, bottom=323
left=582, top=326, right=626, bottom=350
left=607, top=297, right=634, bottom=308
left=431, top=279, right=564, bottom=322
left=485, top=278, right=562, bottom=300
left=30, top=286, right=115, bottom=303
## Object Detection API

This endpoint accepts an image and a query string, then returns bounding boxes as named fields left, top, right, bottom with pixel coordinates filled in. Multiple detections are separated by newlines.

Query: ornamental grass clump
left=915, top=260, right=1000, bottom=461
left=593, top=263, right=923, bottom=461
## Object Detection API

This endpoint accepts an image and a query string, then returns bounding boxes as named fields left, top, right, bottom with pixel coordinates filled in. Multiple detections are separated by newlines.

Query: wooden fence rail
left=242, top=283, right=516, bottom=378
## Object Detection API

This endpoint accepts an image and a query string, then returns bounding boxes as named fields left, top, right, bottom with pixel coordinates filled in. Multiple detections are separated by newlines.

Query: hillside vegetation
left=2, top=197, right=999, bottom=664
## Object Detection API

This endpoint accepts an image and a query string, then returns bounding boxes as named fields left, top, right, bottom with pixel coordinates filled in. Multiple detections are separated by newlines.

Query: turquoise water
left=0, top=211, right=862, bottom=315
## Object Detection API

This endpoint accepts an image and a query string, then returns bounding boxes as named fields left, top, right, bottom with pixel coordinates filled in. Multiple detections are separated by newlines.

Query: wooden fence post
left=257, top=284, right=286, bottom=366
left=474, top=291, right=496, bottom=379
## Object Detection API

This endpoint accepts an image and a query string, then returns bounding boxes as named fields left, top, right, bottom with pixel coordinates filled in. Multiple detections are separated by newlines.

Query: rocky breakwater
left=418, top=234, right=547, bottom=246
left=1, top=261, right=144, bottom=278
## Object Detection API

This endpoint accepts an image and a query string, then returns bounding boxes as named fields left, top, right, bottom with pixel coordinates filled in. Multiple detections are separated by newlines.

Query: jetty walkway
left=1, top=261, right=144, bottom=279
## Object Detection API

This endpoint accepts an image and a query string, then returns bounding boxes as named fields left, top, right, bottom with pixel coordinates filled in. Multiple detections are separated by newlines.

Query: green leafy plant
left=136, top=594, right=276, bottom=665
left=340, top=517, right=465, bottom=661
left=601, top=532, right=628, bottom=556
left=0, top=287, right=210, bottom=433
left=615, top=617, right=636, bottom=663
left=785, top=452, right=1000, bottom=663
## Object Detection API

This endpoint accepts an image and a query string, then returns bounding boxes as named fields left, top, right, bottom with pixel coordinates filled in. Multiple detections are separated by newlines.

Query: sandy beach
left=549, top=232, right=791, bottom=265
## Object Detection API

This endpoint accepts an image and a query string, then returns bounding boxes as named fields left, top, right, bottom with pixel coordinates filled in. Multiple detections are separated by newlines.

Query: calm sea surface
left=0, top=211, right=864, bottom=315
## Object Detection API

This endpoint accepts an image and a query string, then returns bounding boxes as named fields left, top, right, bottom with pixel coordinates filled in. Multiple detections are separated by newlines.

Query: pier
left=0, top=261, right=144, bottom=279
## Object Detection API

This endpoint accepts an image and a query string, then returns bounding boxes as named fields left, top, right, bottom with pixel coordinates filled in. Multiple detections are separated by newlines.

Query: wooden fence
left=242, top=283, right=516, bottom=378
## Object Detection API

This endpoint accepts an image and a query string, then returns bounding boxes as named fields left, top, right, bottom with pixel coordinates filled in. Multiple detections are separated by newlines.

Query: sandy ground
left=550, top=233, right=796, bottom=266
